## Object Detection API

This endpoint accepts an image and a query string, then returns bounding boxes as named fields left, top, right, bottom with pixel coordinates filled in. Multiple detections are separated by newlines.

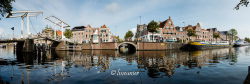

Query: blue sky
left=0, top=0, right=250, bottom=39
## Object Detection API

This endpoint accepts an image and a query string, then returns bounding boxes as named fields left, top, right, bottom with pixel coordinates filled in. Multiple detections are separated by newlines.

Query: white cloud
left=105, top=2, right=120, bottom=13
left=0, top=27, right=7, bottom=39
left=130, top=28, right=137, bottom=35
left=0, top=28, right=4, bottom=34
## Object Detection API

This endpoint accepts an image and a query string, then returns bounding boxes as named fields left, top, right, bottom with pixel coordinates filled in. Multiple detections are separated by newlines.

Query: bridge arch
left=117, top=42, right=137, bottom=53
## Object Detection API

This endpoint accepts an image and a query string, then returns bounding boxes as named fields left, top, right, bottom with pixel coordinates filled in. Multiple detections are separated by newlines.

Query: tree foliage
left=245, top=37, right=250, bottom=43
left=228, top=29, right=238, bottom=36
left=228, top=28, right=238, bottom=42
left=114, top=36, right=123, bottom=42
left=64, top=29, right=73, bottom=39
left=187, top=29, right=196, bottom=37
left=0, top=0, right=15, bottom=20
left=147, top=20, right=159, bottom=33
left=124, top=30, right=134, bottom=41
left=235, top=0, right=249, bottom=10
left=213, top=32, right=220, bottom=42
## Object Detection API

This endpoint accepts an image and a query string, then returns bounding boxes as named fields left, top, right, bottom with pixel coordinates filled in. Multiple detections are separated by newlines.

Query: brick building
left=39, top=27, right=62, bottom=40
left=135, top=16, right=229, bottom=43
left=72, top=25, right=115, bottom=44
left=40, top=27, right=54, bottom=39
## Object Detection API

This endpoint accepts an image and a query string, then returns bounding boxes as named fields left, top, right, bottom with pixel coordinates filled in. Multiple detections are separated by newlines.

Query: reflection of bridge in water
left=1, top=46, right=246, bottom=83
left=0, top=37, right=60, bottom=53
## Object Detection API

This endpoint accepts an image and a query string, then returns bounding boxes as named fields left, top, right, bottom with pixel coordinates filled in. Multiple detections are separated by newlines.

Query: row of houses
left=38, top=25, right=117, bottom=44
left=39, top=16, right=233, bottom=44
left=71, top=25, right=116, bottom=44
left=135, top=16, right=231, bottom=43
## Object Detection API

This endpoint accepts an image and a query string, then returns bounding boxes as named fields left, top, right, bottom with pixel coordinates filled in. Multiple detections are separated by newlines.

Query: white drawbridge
left=6, top=11, right=43, bottom=38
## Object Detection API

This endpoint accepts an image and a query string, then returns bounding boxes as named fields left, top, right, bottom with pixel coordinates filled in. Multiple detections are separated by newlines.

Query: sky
left=0, top=0, right=250, bottom=39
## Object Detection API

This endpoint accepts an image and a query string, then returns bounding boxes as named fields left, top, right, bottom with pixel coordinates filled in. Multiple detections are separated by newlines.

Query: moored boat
left=181, top=41, right=231, bottom=50
left=0, top=45, right=7, bottom=48
left=234, top=40, right=247, bottom=47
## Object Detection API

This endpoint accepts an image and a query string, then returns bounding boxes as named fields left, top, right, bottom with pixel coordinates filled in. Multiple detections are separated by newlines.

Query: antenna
left=139, top=16, right=141, bottom=25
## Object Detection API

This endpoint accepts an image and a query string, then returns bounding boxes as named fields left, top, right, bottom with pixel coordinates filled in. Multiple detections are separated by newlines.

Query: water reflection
left=1, top=46, right=249, bottom=84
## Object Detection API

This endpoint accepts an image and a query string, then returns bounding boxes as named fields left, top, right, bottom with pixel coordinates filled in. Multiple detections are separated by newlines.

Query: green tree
left=64, top=29, right=73, bottom=39
left=245, top=37, right=250, bottom=43
left=187, top=29, right=196, bottom=41
left=147, top=20, right=159, bottom=42
left=0, top=0, right=15, bottom=20
left=228, top=28, right=238, bottom=43
left=124, top=30, right=134, bottom=41
left=114, top=36, right=123, bottom=42
left=235, top=0, right=249, bottom=10
left=213, top=32, right=220, bottom=42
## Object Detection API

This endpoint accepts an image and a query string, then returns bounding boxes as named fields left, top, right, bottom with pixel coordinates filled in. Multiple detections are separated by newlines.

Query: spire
left=168, top=16, right=171, bottom=20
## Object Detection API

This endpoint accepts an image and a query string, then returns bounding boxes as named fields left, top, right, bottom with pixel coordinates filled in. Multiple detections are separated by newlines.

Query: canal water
left=1, top=46, right=250, bottom=84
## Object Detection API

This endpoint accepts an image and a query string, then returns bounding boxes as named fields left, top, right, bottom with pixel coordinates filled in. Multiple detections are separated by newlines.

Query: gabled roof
left=56, top=30, right=62, bottom=36
left=159, top=16, right=174, bottom=28
left=72, top=26, right=86, bottom=31
left=101, top=24, right=107, bottom=28
left=219, top=31, right=228, bottom=35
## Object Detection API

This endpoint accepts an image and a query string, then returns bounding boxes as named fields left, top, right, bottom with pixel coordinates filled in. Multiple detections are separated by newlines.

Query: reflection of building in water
left=136, top=48, right=235, bottom=78
left=160, top=56, right=176, bottom=76
left=1, top=46, right=238, bottom=83
left=55, top=50, right=118, bottom=72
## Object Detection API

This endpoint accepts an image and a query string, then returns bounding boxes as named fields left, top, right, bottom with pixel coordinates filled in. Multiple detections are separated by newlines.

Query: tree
left=124, top=30, right=134, bottom=41
left=235, top=0, right=249, bottom=10
left=64, top=29, right=73, bottom=39
left=187, top=29, right=196, bottom=41
left=228, top=28, right=238, bottom=43
left=245, top=37, right=250, bottom=43
left=0, top=0, right=15, bottom=20
left=213, top=32, right=220, bottom=42
left=147, top=20, right=159, bottom=42
left=114, top=36, right=123, bottom=42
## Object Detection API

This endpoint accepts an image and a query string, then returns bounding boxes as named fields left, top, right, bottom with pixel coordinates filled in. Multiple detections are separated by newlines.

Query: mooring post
left=248, top=66, right=250, bottom=74
left=23, top=39, right=35, bottom=52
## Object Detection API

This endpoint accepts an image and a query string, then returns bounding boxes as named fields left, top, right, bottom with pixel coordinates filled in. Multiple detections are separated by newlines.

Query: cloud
left=105, top=2, right=120, bottom=13
left=0, top=28, right=4, bottom=34
left=0, top=27, right=7, bottom=39
left=130, top=28, right=137, bottom=35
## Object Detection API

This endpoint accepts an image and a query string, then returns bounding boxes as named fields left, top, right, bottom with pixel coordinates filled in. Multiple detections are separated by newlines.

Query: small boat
left=234, top=40, right=247, bottom=47
left=119, top=44, right=129, bottom=53
left=0, top=45, right=7, bottom=48
left=181, top=41, right=231, bottom=50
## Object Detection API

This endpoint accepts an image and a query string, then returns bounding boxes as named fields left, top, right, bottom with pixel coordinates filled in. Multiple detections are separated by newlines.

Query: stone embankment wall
left=55, top=42, right=184, bottom=51
left=81, top=42, right=184, bottom=50
left=137, top=42, right=184, bottom=50
left=82, top=42, right=118, bottom=50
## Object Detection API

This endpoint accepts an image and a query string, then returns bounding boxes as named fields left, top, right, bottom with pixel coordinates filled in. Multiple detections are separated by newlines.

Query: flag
left=11, top=27, right=14, bottom=30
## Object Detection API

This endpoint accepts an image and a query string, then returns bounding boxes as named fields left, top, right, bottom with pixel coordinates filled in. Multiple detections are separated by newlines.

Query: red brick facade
left=135, top=16, right=229, bottom=43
